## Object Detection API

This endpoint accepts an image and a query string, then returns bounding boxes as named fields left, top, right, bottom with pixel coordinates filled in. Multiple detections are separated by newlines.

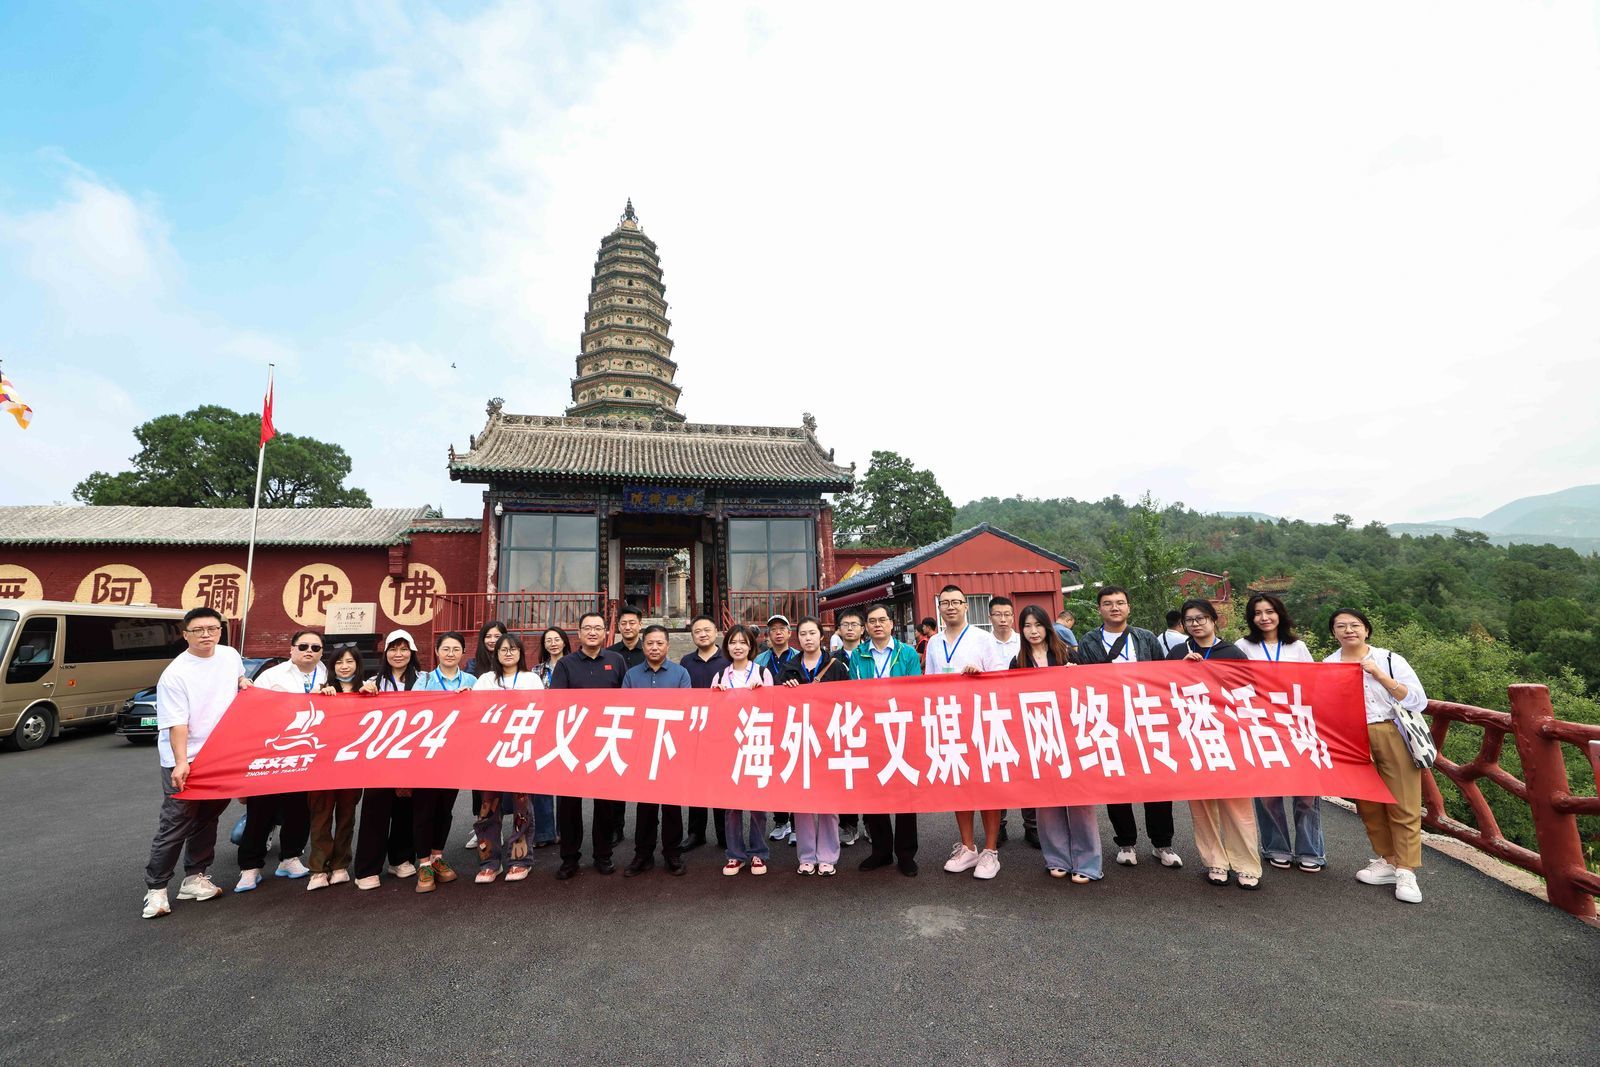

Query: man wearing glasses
left=550, top=611, right=628, bottom=879
left=848, top=603, right=925, bottom=875
left=142, top=607, right=251, bottom=919
left=234, top=630, right=328, bottom=890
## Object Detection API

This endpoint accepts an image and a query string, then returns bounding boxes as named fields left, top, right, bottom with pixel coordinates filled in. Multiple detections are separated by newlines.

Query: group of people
left=139, top=587, right=1431, bottom=919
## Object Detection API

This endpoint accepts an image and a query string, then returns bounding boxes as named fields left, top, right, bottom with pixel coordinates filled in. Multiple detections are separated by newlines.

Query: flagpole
left=239, top=364, right=274, bottom=653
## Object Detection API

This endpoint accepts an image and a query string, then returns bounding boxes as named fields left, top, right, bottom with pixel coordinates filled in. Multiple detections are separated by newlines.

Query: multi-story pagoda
left=566, top=200, right=684, bottom=422
left=449, top=202, right=853, bottom=630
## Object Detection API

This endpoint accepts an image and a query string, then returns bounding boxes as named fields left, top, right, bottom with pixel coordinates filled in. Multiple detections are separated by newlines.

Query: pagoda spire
left=566, top=205, right=684, bottom=423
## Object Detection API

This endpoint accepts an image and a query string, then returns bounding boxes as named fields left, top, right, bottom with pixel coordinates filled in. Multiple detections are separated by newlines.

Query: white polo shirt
left=924, top=624, right=1009, bottom=675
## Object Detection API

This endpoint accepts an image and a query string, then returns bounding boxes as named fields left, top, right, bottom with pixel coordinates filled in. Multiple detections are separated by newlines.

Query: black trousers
left=839, top=814, right=860, bottom=832
left=1107, top=801, right=1174, bottom=849
left=685, top=806, right=728, bottom=846
left=634, top=804, right=683, bottom=862
left=354, top=788, right=415, bottom=878
left=864, top=813, right=917, bottom=863
left=412, top=788, right=458, bottom=856
left=238, top=791, right=310, bottom=871
left=558, top=796, right=616, bottom=865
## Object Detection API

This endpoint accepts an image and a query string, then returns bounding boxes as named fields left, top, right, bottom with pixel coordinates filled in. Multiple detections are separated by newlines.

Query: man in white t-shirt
left=1158, top=609, right=1189, bottom=656
left=142, top=607, right=250, bottom=919
left=234, top=630, right=326, bottom=890
left=926, top=584, right=1011, bottom=881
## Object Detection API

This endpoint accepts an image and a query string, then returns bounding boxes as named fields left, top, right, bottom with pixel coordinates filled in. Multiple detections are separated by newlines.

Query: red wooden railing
left=723, top=590, right=818, bottom=630
left=431, top=592, right=606, bottom=647
left=1421, top=685, right=1599, bottom=925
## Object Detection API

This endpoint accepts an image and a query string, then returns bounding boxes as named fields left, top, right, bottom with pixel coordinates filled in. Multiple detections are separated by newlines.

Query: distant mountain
left=1213, top=510, right=1279, bottom=522
left=1390, top=484, right=1600, bottom=553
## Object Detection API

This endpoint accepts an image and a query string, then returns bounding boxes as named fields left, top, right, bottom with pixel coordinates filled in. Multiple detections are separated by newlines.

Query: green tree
left=73, top=404, right=372, bottom=508
left=832, top=450, right=954, bottom=547
left=1097, top=491, right=1191, bottom=629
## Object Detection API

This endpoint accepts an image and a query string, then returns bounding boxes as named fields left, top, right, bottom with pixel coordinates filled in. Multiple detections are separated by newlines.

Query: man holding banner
left=848, top=603, right=925, bottom=876
left=622, top=625, right=691, bottom=876
left=1075, top=586, right=1185, bottom=871
left=550, top=612, right=627, bottom=879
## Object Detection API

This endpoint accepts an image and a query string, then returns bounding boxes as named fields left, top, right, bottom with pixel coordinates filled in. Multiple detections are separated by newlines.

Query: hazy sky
left=3, top=2, right=1597, bottom=524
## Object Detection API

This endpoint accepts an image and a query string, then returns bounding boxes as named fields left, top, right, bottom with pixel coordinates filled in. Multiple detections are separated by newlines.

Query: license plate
left=140, top=716, right=157, bottom=727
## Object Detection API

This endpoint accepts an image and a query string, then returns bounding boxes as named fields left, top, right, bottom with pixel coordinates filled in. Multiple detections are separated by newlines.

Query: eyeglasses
left=939, top=599, right=966, bottom=607
left=295, top=643, right=323, bottom=652
left=185, top=626, right=222, bottom=635
left=1183, top=616, right=1211, bottom=625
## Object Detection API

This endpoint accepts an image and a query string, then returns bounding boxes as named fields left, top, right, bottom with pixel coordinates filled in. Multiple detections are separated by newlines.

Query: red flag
left=259, top=374, right=275, bottom=448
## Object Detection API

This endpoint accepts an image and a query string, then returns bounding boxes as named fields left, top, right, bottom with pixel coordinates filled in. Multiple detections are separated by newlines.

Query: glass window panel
left=727, top=520, right=767, bottom=552
left=501, top=552, right=553, bottom=593
left=729, top=553, right=769, bottom=591
left=768, top=552, right=807, bottom=591
left=504, top=513, right=553, bottom=549
left=552, top=550, right=597, bottom=593
left=768, top=519, right=809, bottom=551
left=555, top=515, right=596, bottom=549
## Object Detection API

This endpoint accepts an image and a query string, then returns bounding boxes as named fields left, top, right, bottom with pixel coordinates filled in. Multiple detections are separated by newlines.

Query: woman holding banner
left=353, top=631, right=423, bottom=890
left=1168, top=600, right=1261, bottom=890
left=1012, top=606, right=1101, bottom=884
left=1325, top=608, right=1428, bottom=905
left=779, top=616, right=850, bottom=876
left=470, top=633, right=545, bottom=883
left=304, top=644, right=365, bottom=891
left=1235, top=594, right=1323, bottom=873
left=714, top=624, right=774, bottom=876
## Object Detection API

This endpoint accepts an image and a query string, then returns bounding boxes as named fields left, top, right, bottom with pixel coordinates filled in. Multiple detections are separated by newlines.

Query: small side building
left=818, top=524, right=1079, bottom=638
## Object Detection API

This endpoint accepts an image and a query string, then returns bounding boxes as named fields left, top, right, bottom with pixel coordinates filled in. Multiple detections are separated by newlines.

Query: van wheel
left=5, top=706, right=54, bottom=751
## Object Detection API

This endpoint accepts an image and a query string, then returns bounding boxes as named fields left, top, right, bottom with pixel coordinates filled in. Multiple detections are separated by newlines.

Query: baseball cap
left=383, top=629, right=418, bottom=650
left=766, top=614, right=791, bottom=626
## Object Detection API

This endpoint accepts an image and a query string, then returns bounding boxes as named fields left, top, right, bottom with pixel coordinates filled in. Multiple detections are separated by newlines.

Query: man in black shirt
left=607, top=606, right=647, bottom=668
left=678, top=614, right=730, bottom=852
left=550, top=611, right=628, bottom=879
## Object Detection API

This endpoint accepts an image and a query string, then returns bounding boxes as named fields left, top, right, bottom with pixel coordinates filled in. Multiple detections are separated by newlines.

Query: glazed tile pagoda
left=449, top=202, right=852, bottom=628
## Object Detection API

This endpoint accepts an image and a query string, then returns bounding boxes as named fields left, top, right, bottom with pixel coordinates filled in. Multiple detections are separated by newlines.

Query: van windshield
left=0, top=616, right=15, bottom=662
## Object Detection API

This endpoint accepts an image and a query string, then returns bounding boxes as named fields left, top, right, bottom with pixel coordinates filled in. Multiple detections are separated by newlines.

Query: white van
left=0, top=600, right=193, bottom=752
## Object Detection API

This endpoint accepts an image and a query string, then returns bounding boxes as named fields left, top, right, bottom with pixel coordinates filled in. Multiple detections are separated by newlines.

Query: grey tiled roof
left=449, top=412, right=854, bottom=490
left=820, top=523, right=1080, bottom=599
left=0, top=506, right=463, bottom=546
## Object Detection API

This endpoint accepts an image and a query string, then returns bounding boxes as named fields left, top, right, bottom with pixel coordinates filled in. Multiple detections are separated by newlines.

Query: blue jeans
left=1036, top=805, right=1103, bottom=879
left=531, top=794, right=556, bottom=844
left=1254, top=795, right=1324, bottom=865
left=724, top=810, right=770, bottom=862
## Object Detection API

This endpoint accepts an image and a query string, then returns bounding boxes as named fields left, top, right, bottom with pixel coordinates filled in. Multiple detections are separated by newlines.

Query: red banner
left=179, top=661, right=1392, bottom=809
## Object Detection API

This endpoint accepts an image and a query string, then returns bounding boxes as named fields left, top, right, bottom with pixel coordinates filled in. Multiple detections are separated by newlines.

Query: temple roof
left=0, top=506, right=477, bottom=547
left=450, top=410, right=854, bottom=491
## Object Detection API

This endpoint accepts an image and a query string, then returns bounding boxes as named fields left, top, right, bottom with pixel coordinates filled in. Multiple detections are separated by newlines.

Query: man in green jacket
left=848, top=603, right=924, bottom=875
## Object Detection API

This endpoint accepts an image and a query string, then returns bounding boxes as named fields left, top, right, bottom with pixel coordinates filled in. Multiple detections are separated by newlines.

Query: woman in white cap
left=353, top=630, right=422, bottom=889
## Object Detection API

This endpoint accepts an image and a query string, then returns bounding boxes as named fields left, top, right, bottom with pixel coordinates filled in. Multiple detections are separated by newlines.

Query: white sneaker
left=386, top=861, right=418, bottom=878
left=840, top=826, right=860, bottom=847
left=1394, top=869, right=1422, bottom=903
left=329, top=869, right=351, bottom=885
left=1115, top=846, right=1138, bottom=866
left=355, top=875, right=381, bottom=890
left=974, top=848, right=1001, bottom=880
left=1355, top=857, right=1398, bottom=885
left=769, top=822, right=792, bottom=841
left=306, top=872, right=331, bottom=891
left=463, top=832, right=478, bottom=852
left=234, top=868, right=263, bottom=893
left=944, top=843, right=980, bottom=873
left=786, top=831, right=797, bottom=846
left=1154, top=847, right=1184, bottom=869
left=177, top=873, right=222, bottom=901
left=275, top=857, right=311, bottom=879
left=141, top=888, right=170, bottom=919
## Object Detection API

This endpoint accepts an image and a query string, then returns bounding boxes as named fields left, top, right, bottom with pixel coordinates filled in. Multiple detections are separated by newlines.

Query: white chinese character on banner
left=779, top=703, right=823, bottom=787
left=486, top=705, right=545, bottom=769
left=1225, top=685, right=1288, bottom=769
left=826, top=700, right=869, bottom=789
left=874, top=698, right=920, bottom=786
left=535, top=703, right=589, bottom=771
left=1270, top=683, right=1331, bottom=769
left=584, top=705, right=634, bottom=776
left=1173, top=681, right=1236, bottom=772
left=732, top=705, right=775, bottom=787
left=645, top=706, right=685, bottom=780
left=970, top=691, right=1021, bottom=783
left=1019, top=691, right=1070, bottom=779
left=1123, top=683, right=1178, bottom=774
left=921, top=694, right=971, bottom=785
left=1071, top=686, right=1124, bottom=776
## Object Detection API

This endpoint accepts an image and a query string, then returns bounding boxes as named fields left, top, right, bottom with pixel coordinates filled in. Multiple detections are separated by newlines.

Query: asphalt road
left=4, top=725, right=1597, bottom=1066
